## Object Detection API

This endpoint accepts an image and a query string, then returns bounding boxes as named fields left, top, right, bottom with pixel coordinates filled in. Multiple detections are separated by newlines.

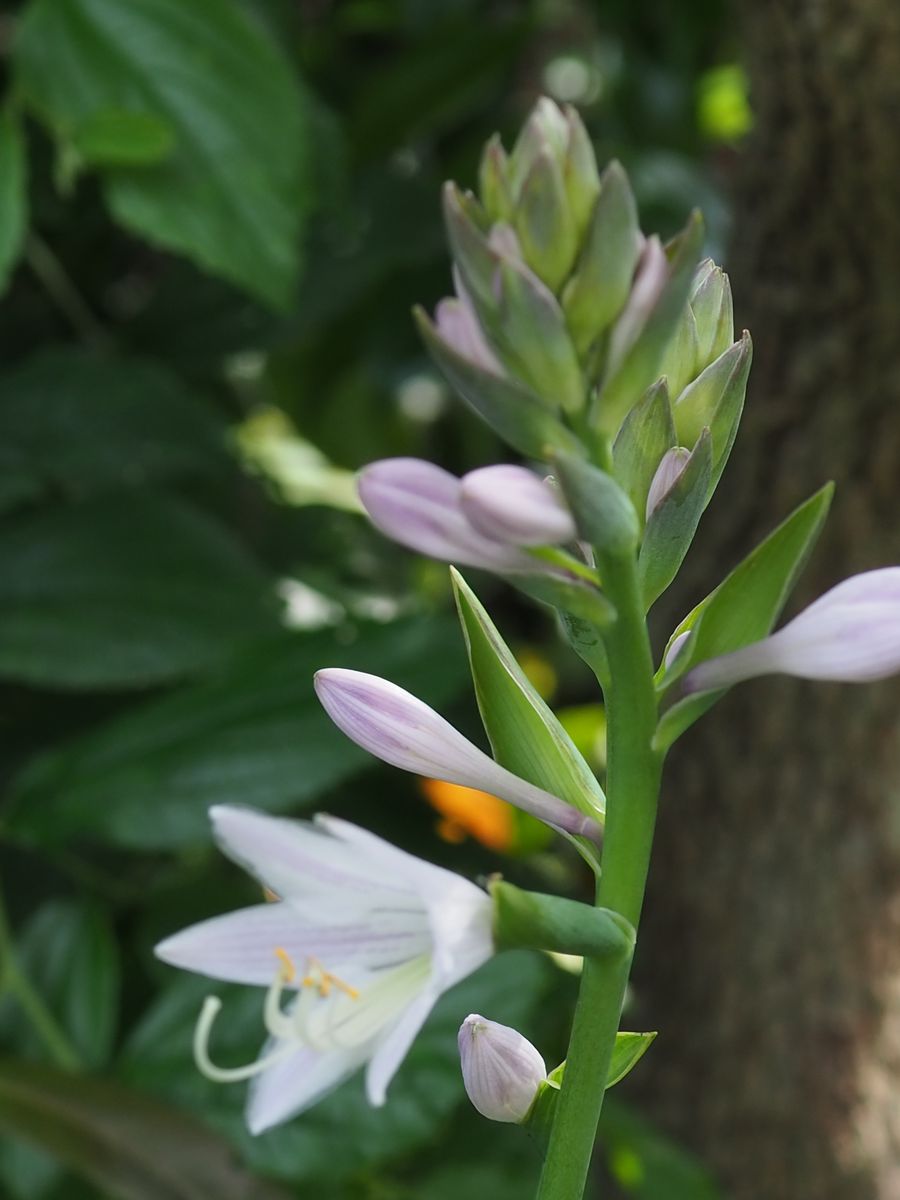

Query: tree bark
left=636, top=2, right=900, bottom=1197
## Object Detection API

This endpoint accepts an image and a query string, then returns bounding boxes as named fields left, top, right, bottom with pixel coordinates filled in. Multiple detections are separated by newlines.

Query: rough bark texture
left=635, top=2, right=900, bottom=1197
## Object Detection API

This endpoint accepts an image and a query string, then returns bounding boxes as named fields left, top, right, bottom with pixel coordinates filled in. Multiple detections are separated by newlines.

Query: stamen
left=263, top=887, right=280, bottom=903
left=274, top=946, right=296, bottom=982
left=303, top=956, right=360, bottom=1001
left=193, top=996, right=294, bottom=1083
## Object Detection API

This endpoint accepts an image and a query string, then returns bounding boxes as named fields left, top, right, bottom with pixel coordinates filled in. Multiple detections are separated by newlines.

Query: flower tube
left=684, top=568, right=900, bottom=692
left=314, top=668, right=601, bottom=839
left=155, top=806, right=494, bottom=1134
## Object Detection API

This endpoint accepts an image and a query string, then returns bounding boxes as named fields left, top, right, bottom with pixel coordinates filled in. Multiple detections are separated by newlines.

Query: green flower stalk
left=154, top=94, right=900, bottom=1200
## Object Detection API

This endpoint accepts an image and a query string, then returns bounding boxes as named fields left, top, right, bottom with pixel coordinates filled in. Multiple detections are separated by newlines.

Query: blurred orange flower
left=419, top=777, right=514, bottom=851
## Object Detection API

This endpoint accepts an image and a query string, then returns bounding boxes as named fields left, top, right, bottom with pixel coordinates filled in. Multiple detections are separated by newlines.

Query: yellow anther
left=274, top=946, right=296, bottom=982
left=263, top=887, right=280, bottom=903
left=299, top=956, right=360, bottom=1001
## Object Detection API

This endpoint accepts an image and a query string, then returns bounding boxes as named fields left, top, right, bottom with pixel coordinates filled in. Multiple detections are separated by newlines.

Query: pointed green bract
left=515, top=148, right=579, bottom=291
left=673, top=332, right=752, bottom=457
left=563, top=160, right=641, bottom=356
left=452, top=569, right=606, bottom=822
left=596, top=210, right=705, bottom=438
left=491, top=881, right=633, bottom=957
left=639, top=429, right=712, bottom=610
left=512, top=572, right=616, bottom=628
left=612, top=379, right=677, bottom=530
left=415, top=307, right=582, bottom=459
left=554, top=453, right=640, bottom=559
left=654, top=483, right=834, bottom=750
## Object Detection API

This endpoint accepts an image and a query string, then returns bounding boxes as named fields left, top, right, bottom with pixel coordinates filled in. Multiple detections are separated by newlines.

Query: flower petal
left=365, top=984, right=440, bottom=1106
left=209, top=805, right=413, bottom=900
left=314, top=670, right=600, bottom=838
left=246, top=1039, right=371, bottom=1134
left=685, top=569, right=900, bottom=691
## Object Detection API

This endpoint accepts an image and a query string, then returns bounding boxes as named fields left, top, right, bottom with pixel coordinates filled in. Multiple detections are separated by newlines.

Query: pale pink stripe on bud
left=458, top=1014, right=547, bottom=1124
left=645, top=447, right=692, bottom=520
left=314, top=668, right=600, bottom=839
left=684, top=568, right=900, bottom=692
left=435, top=295, right=505, bottom=377
left=460, top=465, right=577, bottom=547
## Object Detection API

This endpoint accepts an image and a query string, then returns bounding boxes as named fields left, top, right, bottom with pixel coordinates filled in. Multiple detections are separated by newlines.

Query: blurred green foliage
left=0, top=0, right=741, bottom=1195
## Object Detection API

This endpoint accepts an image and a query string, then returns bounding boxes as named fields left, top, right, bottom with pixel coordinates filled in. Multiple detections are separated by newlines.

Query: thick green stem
left=536, top=550, right=662, bottom=1200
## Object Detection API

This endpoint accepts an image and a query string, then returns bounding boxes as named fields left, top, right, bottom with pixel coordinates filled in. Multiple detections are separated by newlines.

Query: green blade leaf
left=0, top=901, right=119, bottom=1070
left=0, top=491, right=279, bottom=689
left=14, top=0, right=309, bottom=308
left=0, top=1059, right=291, bottom=1200
left=0, top=112, right=28, bottom=296
left=7, top=617, right=468, bottom=849
left=638, top=428, right=712, bottom=610
left=452, top=569, right=605, bottom=823
left=72, top=108, right=175, bottom=167
left=0, top=349, right=227, bottom=515
left=654, top=483, right=834, bottom=750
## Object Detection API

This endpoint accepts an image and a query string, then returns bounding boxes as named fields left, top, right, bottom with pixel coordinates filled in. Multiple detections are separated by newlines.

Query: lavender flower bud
left=645, top=446, right=692, bottom=520
left=459, top=465, right=577, bottom=546
left=458, top=1014, right=547, bottom=1124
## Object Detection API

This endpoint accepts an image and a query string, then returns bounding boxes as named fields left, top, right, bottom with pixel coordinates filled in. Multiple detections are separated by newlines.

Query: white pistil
left=193, top=996, right=295, bottom=1083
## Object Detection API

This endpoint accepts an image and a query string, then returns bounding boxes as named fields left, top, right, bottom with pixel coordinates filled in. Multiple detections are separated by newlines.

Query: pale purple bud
left=358, top=458, right=535, bottom=573
left=435, top=296, right=505, bottom=377
left=458, top=1014, right=547, bottom=1124
left=460, top=465, right=577, bottom=547
left=314, top=669, right=600, bottom=838
left=645, top=446, right=692, bottom=520
left=606, top=235, right=669, bottom=376
left=488, top=223, right=525, bottom=263
left=684, top=568, right=900, bottom=692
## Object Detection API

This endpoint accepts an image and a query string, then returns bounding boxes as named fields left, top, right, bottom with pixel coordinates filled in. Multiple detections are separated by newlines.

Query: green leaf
left=638, top=429, right=712, bottom=610
left=612, top=379, right=677, bottom=531
left=0, top=901, right=119, bottom=1070
left=14, top=0, right=308, bottom=308
left=672, top=331, right=752, bottom=496
left=452, top=569, right=605, bottom=825
left=0, top=491, right=278, bottom=689
left=73, top=108, right=175, bottom=167
left=414, top=306, right=583, bottom=460
left=0, top=349, right=227, bottom=515
left=544, top=1031, right=656, bottom=1094
left=8, top=617, right=468, bottom=848
left=0, top=1059, right=291, bottom=1200
left=121, top=953, right=554, bottom=1184
left=654, top=484, right=834, bottom=750
left=0, top=112, right=28, bottom=295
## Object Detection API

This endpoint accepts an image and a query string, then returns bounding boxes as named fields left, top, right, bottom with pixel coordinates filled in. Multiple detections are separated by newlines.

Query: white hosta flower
left=155, top=806, right=493, bottom=1134
left=458, top=1014, right=546, bottom=1123
left=684, top=568, right=900, bottom=692
left=314, top=668, right=601, bottom=839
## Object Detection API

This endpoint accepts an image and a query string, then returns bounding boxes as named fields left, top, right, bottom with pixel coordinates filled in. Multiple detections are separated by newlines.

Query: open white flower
left=155, top=805, right=494, bottom=1134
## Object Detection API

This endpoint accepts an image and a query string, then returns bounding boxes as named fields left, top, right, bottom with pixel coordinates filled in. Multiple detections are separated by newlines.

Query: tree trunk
left=636, top=2, right=900, bottom=1197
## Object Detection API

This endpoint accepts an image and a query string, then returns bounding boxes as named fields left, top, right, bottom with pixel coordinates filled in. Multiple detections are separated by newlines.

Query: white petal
left=246, top=1039, right=371, bottom=1134
left=458, top=1014, right=546, bottom=1123
left=209, top=805, right=413, bottom=900
left=365, top=984, right=440, bottom=1106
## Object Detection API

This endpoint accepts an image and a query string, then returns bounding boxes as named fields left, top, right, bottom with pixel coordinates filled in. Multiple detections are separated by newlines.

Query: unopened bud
left=605, top=235, right=669, bottom=378
left=514, top=147, right=578, bottom=291
left=460, top=465, right=577, bottom=546
left=458, top=1015, right=547, bottom=1124
left=645, top=446, right=692, bottom=520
